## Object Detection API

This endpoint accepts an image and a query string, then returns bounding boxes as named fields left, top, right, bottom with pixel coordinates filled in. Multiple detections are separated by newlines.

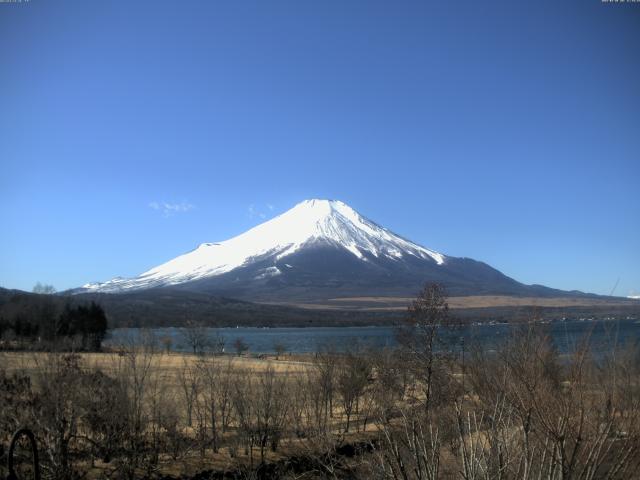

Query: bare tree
left=231, top=368, right=256, bottom=466
left=195, top=356, right=236, bottom=453
left=371, top=347, right=408, bottom=421
left=253, top=366, right=290, bottom=462
left=231, top=365, right=290, bottom=467
left=233, top=337, right=249, bottom=356
left=314, top=345, right=337, bottom=425
left=182, top=320, right=210, bottom=355
left=397, top=282, right=456, bottom=417
left=160, top=335, right=173, bottom=354
left=212, top=330, right=225, bottom=355
left=218, top=359, right=236, bottom=433
left=177, top=359, right=200, bottom=428
left=273, top=342, right=287, bottom=360
left=336, top=350, right=371, bottom=433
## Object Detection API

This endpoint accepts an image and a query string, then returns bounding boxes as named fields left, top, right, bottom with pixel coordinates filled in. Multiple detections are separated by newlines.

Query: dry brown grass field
left=0, top=350, right=313, bottom=377
left=266, top=295, right=639, bottom=311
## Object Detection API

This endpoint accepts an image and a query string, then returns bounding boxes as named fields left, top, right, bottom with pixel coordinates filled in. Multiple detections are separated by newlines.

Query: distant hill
left=2, top=287, right=637, bottom=329
left=0, top=287, right=398, bottom=328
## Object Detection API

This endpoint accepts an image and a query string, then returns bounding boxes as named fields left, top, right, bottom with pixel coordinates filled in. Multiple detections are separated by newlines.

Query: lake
left=105, top=317, right=640, bottom=355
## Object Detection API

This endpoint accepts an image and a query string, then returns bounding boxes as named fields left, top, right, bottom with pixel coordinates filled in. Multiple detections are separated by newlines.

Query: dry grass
left=265, top=295, right=639, bottom=311
left=0, top=350, right=312, bottom=376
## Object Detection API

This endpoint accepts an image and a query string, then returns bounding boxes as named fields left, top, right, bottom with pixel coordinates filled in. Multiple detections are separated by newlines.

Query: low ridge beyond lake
left=106, top=318, right=640, bottom=354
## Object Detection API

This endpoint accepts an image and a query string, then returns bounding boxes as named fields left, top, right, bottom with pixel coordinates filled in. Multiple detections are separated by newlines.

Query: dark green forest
left=0, top=290, right=107, bottom=350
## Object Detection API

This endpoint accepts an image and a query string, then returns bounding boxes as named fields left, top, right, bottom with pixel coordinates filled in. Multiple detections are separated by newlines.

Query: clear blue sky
left=1, top=0, right=638, bottom=296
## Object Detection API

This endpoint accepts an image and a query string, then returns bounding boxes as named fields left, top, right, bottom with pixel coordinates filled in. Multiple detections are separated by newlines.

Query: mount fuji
left=77, top=199, right=574, bottom=302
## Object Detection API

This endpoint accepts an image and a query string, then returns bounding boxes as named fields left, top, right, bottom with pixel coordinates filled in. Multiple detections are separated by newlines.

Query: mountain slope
left=77, top=199, right=586, bottom=301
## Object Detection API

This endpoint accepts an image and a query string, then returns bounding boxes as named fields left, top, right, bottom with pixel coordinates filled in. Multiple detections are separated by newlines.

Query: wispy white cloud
left=248, top=204, right=257, bottom=218
left=248, top=203, right=274, bottom=220
left=149, top=201, right=195, bottom=217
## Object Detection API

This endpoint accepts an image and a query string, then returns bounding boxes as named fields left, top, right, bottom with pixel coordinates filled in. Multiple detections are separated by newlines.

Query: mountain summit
left=79, top=199, right=568, bottom=300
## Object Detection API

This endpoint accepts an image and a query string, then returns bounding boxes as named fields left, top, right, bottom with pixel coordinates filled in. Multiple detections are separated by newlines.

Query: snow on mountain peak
left=81, top=199, right=445, bottom=293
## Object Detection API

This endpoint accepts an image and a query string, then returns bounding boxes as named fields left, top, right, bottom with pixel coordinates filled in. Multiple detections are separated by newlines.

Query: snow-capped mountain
left=82, top=200, right=444, bottom=292
left=78, top=199, right=566, bottom=301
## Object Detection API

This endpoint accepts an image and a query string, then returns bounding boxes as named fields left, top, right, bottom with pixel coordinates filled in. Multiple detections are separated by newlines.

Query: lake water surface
left=106, top=318, right=640, bottom=354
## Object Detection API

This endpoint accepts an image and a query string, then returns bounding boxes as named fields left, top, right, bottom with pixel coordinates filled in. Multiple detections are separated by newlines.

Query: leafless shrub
left=77, top=368, right=129, bottom=466
left=374, top=406, right=441, bottom=480
left=110, top=344, right=157, bottom=479
left=30, top=354, right=84, bottom=479
left=463, top=321, right=640, bottom=479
